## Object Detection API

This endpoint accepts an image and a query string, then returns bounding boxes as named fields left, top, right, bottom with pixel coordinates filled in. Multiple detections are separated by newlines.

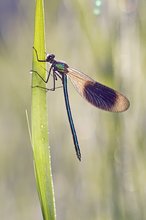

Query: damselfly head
left=46, top=54, right=55, bottom=63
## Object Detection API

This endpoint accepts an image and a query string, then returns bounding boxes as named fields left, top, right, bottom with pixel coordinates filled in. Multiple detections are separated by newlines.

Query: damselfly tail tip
left=77, top=153, right=81, bottom=161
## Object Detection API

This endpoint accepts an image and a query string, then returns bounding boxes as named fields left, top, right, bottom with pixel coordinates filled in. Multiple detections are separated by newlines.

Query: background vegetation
left=0, top=0, right=146, bottom=219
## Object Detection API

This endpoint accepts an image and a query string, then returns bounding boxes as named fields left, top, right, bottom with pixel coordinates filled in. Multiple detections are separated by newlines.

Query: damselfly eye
left=46, top=54, right=55, bottom=63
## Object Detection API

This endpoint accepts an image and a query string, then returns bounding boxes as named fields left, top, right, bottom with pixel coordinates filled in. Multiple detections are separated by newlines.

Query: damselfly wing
left=67, top=68, right=130, bottom=112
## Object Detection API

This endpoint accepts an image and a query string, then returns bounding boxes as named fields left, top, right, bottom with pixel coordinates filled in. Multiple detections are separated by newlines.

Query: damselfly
left=32, top=47, right=130, bottom=161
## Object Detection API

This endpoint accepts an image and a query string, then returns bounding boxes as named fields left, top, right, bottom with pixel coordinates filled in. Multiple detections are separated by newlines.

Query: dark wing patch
left=83, top=81, right=129, bottom=112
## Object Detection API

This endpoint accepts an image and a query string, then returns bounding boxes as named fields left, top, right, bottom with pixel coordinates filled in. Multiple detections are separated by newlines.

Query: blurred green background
left=1, top=0, right=146, bottom=219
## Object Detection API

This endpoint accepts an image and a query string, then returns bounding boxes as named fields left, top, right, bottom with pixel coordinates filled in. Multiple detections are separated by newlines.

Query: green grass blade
left=31, top=0, right=56, bottom=219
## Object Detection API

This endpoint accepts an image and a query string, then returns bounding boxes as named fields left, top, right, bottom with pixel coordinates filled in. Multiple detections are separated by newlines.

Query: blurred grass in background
left=0, top=0, right=146, bottom=219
